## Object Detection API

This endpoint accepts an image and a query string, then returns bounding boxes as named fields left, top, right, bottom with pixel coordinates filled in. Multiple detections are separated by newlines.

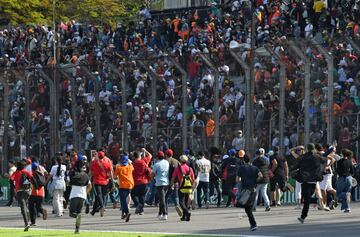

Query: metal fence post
left=198, top=54, right=220, bottom=149
left=37, top=69, right=56, bottom=158
left=136, top=61, right=158, bottom=152
left=0, top=71, right=9, bottom=174
left=109, top=63, right=129, bottom=153
left=264, top=46, right=286, bottom=155
left=311, top=40, right=334, bottom=144
left=288, top=41, right=311, bottom=146
left=229, top=49, right=254, bottom=156
left=59, top=69, right=79, bottom=150
left=167, top=56, right=188, bottom=152
left=82, top=67, right=102, bottom=149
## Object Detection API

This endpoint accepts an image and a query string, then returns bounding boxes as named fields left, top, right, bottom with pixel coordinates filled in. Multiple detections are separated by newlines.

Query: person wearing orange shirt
left=206, top=114, right=215, bottom=148
left=28, top=161, right=48, bottom=226
left=114, top=155, right=134, bottom=222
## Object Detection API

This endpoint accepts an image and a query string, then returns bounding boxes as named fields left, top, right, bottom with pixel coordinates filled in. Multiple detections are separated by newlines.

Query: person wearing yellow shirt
left=114, top=155, right=134, bottom=222
left=313, top=0, right=325, bottom=30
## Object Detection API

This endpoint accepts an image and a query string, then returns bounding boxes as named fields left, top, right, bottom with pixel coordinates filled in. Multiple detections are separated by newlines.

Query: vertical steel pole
left=109, top=63, right=128, bottom=153
left=137, top=61, right=158, bottom=152
left=288, top=41, right=311, bottom=146
left=0, top=72, right=9, bottom=174
left=312, top=40, right=334, bottom=144
left=198, top=54, right=220, bottom=148
left=167, top=56, right=188, bottom=152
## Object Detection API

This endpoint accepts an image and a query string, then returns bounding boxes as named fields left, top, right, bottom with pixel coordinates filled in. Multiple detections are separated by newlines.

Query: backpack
left=20, top=172, right=31, bottom=191
left=178, top=165, right=193, bottom=194
left=33, top=170, right=46, bottom=189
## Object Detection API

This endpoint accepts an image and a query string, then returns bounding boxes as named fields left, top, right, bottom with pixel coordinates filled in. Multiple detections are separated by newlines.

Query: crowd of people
left=5, top=142, right=359, bottom=233
left=1, top=0, right=360, bottom=161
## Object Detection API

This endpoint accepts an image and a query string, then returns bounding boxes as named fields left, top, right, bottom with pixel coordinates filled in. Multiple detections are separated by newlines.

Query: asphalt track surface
left=0, top=202, right=360, bottom=237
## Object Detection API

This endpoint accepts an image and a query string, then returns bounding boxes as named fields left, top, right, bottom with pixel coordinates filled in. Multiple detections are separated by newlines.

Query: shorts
left=270, top=175, right=286, bottom=192
left=69, top=197, right=85, bottom=218
left=320, top=174, right=333, bottom=191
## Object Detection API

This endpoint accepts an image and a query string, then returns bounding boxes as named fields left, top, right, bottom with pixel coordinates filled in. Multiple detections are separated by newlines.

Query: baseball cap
left=157, top=151, right=165, bottom=158
left=179, top=155, right=188, bottom=163
left=165, top=149, right=173, bottom=156
left=98, top=151, right=105, bottom=158
left=121, top=155, right=129, bottom=165
left=229, top=149, right=236, bottom=156
left=259, top=148, right=265, bottom=155
left=307, top=143, right=315, bottom=151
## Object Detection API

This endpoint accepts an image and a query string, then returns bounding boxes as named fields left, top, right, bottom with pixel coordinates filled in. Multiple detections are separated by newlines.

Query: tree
left=0, top=0, right=145, bottom=26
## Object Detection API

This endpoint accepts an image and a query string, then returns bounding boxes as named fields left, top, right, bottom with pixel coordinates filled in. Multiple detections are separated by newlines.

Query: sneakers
left=175, top=206, right=183, bottom=217
left=186, top=213, right=191, bottom=222
left=24, top=225, right=30, bottom=232
left=30, top=223, right=36, bottom=226
left=297, top=217, right=304, bottom=224
left=42, top=209, right=48, bottom=220
left=100, top=207, right=105, bottom=217
left=344, top=208, right=351, bottom=213
left=265, top=206, right=271, bottom=212
left=250, top=225, right=257, bottom=231
left=85, top=203, right=90, bottom=214
left=205, top=202, right=210, bottom=209
left=125, top=213, right=131, bottom=222
left=319, top=205, right=330, bottom=211
left=157, top=214, right=163, bottom=220
left=160, top=214, right=168, bottom=221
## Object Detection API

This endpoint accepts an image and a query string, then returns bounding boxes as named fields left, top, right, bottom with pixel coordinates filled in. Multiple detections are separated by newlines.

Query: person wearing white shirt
left=196, top=151, right=211, bottom=209
left=232, top=130, right=245, bottom=150
left=49, top=155, right=67, bottom=217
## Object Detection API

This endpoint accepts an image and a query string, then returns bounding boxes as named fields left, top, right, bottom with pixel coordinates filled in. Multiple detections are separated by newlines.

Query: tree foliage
left=0, top=0, right=144, bottom=26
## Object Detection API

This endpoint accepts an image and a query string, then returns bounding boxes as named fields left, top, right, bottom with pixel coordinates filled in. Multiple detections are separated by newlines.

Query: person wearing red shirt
left=131, top=148, right=152, bottom=215
left=10, top=160, right=33, bottom=231
left=171, top=155, right=195, bottom=221
left=28, top=161, right=48, bottom=226
left=89, top=150, right=113, bottom=216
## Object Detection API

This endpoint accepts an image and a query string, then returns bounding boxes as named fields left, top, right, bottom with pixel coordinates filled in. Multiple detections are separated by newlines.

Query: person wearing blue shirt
left=152, top=151, right=170, bottom=220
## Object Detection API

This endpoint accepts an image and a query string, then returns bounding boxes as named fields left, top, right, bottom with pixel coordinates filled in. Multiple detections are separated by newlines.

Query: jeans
left=301, top=183, right=316, bottom=220
left=131, top=184, right=147, bottom=212
left=336, top=176, right=352, bottom=210
left=197, top=181, right=210, bottom=207
left=145, top=179, right=156, bottom=204
left=253, top=183, right=270, bottom=209
left=17, top=191, right=30, bottom=226
left=157, top=185, right=169, bottom=215
left=29, top=196, right=44, bottom=224
left=179, top=192, right=190, bottom=216
left=209, top=179, right=222, bottom=205
left=92, top=184, right=108, bottom=213
left=119, top=188, right=131, bottom=215
left=53, top=189, right=64, bottom=216
left=166, top=183, right=179, bottom=207
left=223, top=178, right=236, bottom=206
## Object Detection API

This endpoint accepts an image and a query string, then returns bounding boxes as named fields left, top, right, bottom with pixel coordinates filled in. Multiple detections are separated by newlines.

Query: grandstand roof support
left=136, top=60, right=158, bottom=153
left=82, top=67, right=102, bottom=149
left=166, top=56, right=188, bottom=152
left=311, top=40, right=334, bottom=145
left=59, top=69, right=79, bottom=150
left=287, top=41, right=311, bottom=146
left=229, top=49, right=254, bottom=157
left=198, top=54, right=220, bottom=149
left=37, top=69, right=57, bottom=158
left=264, top=46, right=286, bottom=157
left=109, top=63, right=129, bottom=153
left=0, top=72, right=9, bottom=174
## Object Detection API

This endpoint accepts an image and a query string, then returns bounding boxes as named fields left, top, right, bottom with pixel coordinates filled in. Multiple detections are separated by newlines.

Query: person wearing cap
left=164, top=149, right=181, bottom=216
left=69, top=158, right=92, bottom=234
left=114, top=155, right=134, bottom=222
left=48, top=154, right=67, bottom=217
left=295, top=143, right=329, bottom=223
left=10, top=160, right=33, bottom=231
left=209, top=151, right=222, bottom=207
left=236, top=154, right=263, bottom=231
left=195, top=151, right=211, bottom=209
left=171, top=155, right=195, bottom=221
left=152, top=151, right=170, bottom=220
left=221, top=148, right=241, bottom=207
left=28, top=160, right=48, bottom=226
left=252, top=149, right=271, bottom=212
left=232, top=130, right=245, bottom=151
left=89, top=150, right=113, bottom=217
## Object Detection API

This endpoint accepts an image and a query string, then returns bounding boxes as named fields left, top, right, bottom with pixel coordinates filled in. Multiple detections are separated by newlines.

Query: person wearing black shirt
left=295, top=143, right=327, bottom=223
left=252, top=150, right=271, bottom=211
left=336, top=149, right=355, bottom=213
left=236, top=155, right=262, bottom=231
left=269, top=146, right=290, bottom=206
